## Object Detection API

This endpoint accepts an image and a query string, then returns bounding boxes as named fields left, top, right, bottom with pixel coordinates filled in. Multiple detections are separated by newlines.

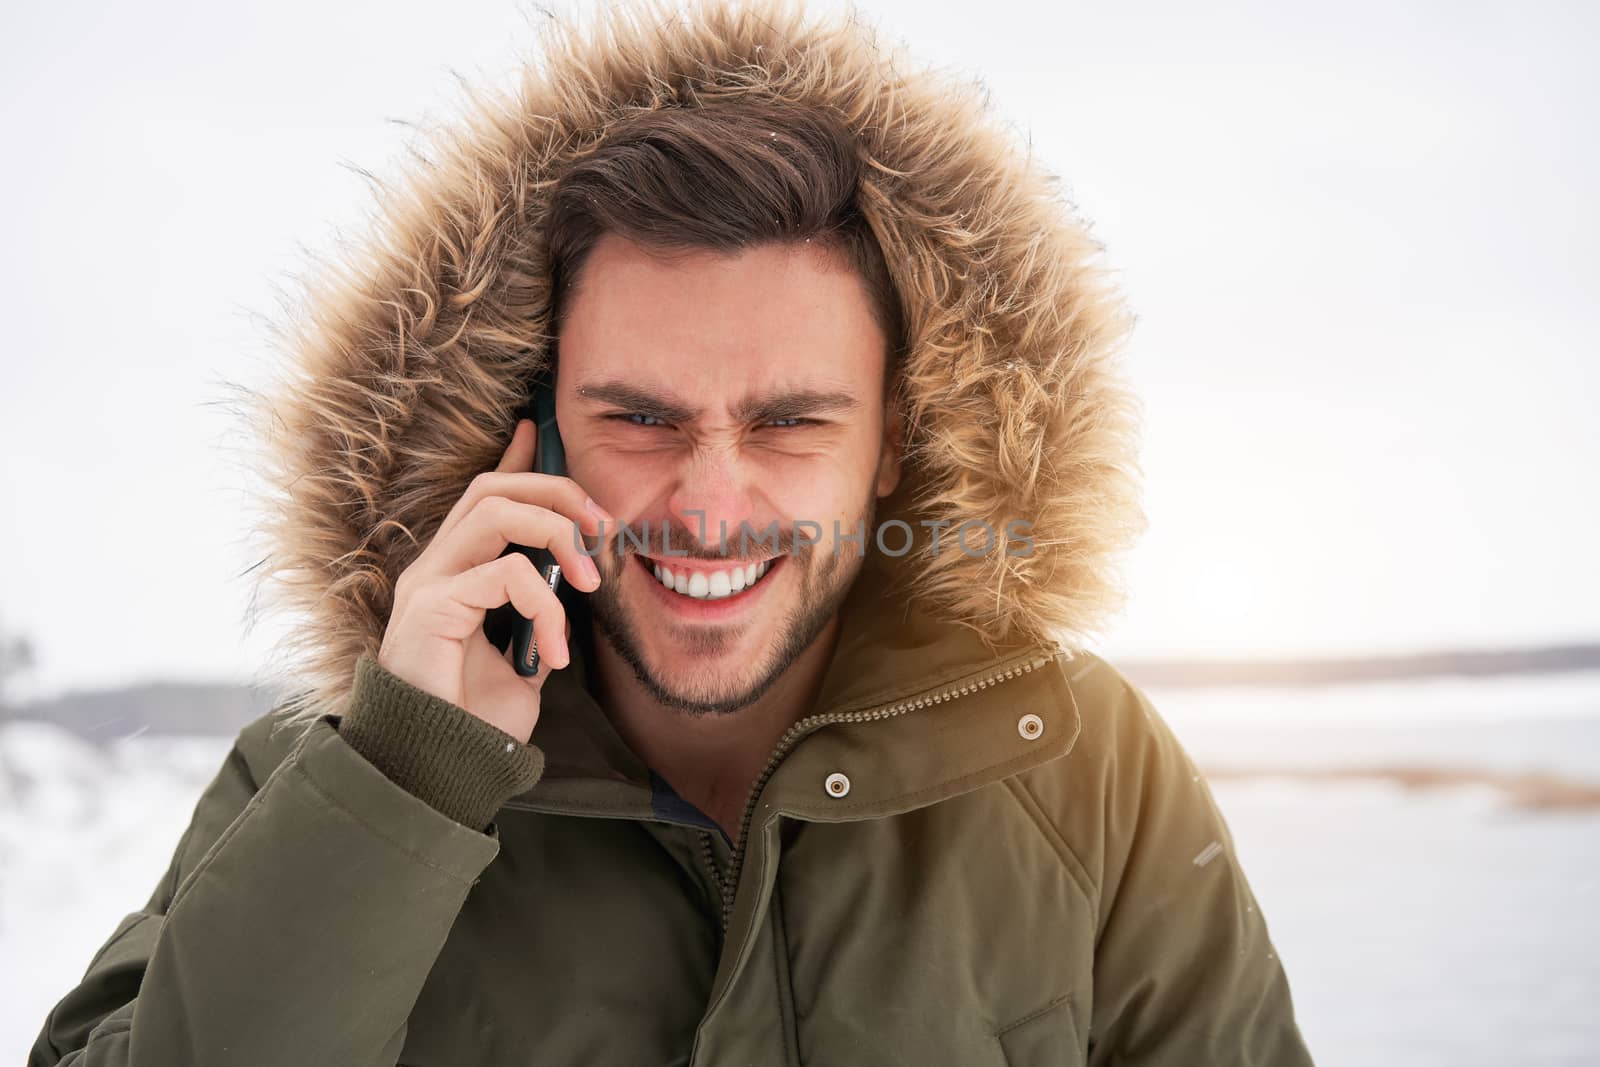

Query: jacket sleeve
left=27, top=655, right=546, bottom=1067
left=1077, top=667, right=1316, bottom=1065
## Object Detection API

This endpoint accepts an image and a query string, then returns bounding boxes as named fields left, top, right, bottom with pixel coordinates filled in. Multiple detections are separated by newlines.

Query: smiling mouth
left=639, top=555, right=778, bottom=601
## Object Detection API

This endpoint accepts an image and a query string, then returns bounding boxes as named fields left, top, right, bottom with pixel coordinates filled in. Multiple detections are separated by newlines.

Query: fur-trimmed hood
left=242, top=0, right=1147, bottom=720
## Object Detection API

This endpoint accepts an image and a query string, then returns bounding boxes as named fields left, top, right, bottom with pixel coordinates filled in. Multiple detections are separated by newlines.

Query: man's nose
left=666, top=448, right=758, bottom=555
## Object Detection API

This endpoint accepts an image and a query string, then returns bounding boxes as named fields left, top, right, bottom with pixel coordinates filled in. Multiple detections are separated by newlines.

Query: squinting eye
left=622, top=413, right=665, bottom=427
left=767, top=417, right=812, bottom=428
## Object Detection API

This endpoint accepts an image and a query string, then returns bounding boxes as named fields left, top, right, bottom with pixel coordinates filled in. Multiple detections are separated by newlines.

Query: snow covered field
left=5, top=673, right=1599, bottom=1065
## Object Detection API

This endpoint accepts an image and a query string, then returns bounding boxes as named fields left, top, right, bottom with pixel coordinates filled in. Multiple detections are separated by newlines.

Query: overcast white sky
left=2, top=0, right=1595, bottom=699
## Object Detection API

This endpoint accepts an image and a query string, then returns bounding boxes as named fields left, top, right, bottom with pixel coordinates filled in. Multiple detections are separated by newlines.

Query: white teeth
left=648, top=558, right=774, bottom=600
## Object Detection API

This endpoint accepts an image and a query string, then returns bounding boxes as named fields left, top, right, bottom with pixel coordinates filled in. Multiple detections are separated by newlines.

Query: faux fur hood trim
left=240, top=0, right=1147, bottom=720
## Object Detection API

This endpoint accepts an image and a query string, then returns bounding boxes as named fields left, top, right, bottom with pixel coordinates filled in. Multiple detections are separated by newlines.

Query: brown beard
left=586, top=484, right=878, bottom=716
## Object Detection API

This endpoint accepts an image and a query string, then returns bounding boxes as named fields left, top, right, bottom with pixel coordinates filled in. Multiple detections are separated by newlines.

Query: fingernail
left=585, top=496, right=612, bottom=522
left=582, top=553, right=601, bottom=585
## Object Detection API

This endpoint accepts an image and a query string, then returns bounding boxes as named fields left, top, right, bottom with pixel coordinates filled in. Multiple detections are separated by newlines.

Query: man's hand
left=377, top=418, right=609, bottom=743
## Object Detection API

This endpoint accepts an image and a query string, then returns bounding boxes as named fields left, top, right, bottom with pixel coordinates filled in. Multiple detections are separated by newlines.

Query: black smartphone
left=483, top=365, right=570, bottom=676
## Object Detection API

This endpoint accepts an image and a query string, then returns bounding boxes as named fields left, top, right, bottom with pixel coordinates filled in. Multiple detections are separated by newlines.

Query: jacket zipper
left=715, top=647, right=1058, bottom=933
left=698, top=830, right=725, bottom=902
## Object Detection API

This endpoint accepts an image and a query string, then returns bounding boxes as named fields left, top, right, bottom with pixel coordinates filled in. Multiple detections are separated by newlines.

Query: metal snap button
left=824, top=771, right=851, bottom=798
left=1017, top=713, right=1044, bottom=740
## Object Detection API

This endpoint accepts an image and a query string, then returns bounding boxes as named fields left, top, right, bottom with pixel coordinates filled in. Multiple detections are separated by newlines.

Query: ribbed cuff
left=335, top=654, right=546, bottom=832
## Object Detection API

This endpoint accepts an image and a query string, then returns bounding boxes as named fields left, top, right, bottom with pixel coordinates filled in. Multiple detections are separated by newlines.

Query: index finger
left=497, top=417, right=537, bottom=475
left=432, top=420, right=609, bottom=545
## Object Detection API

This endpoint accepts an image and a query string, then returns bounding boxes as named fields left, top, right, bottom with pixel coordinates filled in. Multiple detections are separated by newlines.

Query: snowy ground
left=1214, top=778, right=1598, bottom=1065
left=4, top=673, right=1599, bottom=1065
left=0, top=725, right=233, bottom=1061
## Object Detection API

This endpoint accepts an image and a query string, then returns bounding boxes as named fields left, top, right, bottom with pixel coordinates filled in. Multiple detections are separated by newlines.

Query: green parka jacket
left=30, top=1, right=1314, bottom=1063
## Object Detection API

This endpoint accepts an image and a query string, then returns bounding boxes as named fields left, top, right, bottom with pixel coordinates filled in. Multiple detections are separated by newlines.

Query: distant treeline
left=1118, top=642, right=1600, bottom=688
left=3, top=642, right=1598, bottom=741
left=5, top=680, right=282, bottom=741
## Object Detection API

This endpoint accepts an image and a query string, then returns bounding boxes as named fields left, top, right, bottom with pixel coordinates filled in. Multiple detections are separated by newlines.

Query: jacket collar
left=508, top=549, right=1081, bottom=825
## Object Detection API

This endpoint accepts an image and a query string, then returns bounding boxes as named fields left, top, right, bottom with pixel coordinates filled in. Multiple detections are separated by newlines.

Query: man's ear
left=875, top=388, right=905, bottom=498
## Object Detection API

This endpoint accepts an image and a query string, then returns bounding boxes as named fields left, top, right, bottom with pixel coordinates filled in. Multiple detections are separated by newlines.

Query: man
left=31, top=0, right=1315, bottom=1063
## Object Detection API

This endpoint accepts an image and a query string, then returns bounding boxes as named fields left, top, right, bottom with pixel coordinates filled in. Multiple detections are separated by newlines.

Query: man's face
left=556, top=233, right=902, bottom=715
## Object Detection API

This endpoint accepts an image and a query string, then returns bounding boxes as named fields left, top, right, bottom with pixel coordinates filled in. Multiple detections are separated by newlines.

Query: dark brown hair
left=545, top=96, right=905, bottom=387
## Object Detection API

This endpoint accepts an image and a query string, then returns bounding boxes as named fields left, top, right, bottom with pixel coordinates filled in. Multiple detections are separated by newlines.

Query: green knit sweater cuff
left=335, top=653, right=546, bottom=832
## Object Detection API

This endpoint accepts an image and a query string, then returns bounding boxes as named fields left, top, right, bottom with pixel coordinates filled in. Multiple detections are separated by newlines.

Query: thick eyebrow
left=575, top=379, right=860, bottom=423
left=575, top=380, right=696, bottom=422
left=733, top=388, right=859, bottom=423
